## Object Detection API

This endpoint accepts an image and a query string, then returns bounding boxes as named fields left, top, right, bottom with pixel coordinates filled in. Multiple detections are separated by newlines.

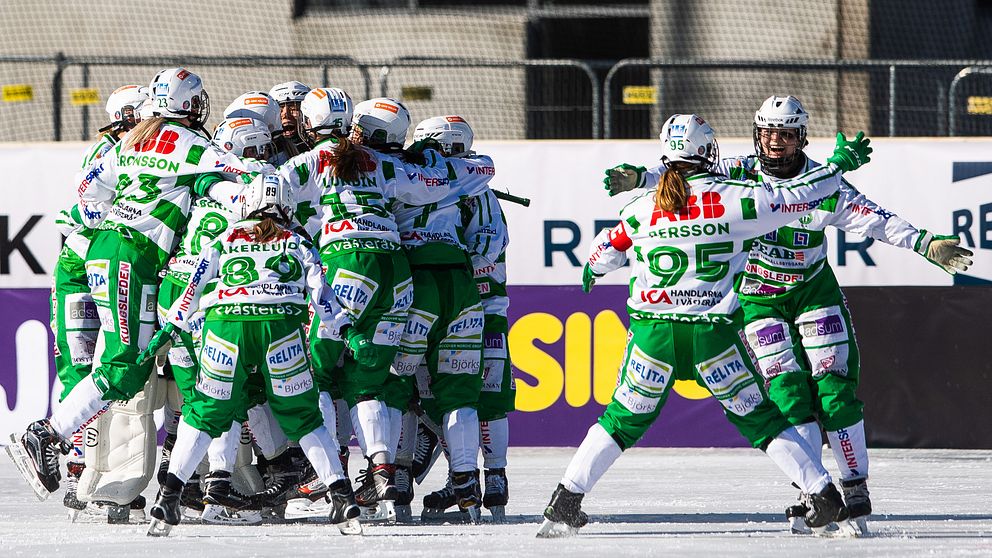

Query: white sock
left=395, top=412, right=418, bottom=467
left=386, top=406, right=403, bottom=462
left=827, top=420, right=870, bottom=481
left=562, top=423, right=622, bottom=494
left=481, top=417, right=509, bottom=469
left=168, top=419, right=213, bottom=483
left=246, top=403, right=289, bottom=460
left=207, top=421, right=240, bottom=472
left=765, top=427, right=831, bottom=494
left=317, top=392, right=340, bottom=452
left=443, top=408, right=480, bottom=473
left=299, top=426, right=345, bottom=486
left=334, top=399, right=352, bottom=448
left=794, top=421, right=823, bottom=464
left=50, top=375, right=107, bottom=439
left=351, top=399, right=388, bottom=458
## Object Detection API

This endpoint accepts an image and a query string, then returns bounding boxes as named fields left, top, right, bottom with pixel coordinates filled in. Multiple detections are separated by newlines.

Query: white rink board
left=2, top=447, right=991, bottom=556
left=2, top=138, right=991, bottom=288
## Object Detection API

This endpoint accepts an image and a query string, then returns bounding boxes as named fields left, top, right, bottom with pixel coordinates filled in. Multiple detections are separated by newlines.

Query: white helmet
left=245, top=173, right=294, bottom=224
left=223, top=91, right=282, bottom=135
left=213, top=117, right=274, bottom=161
left=350, top=98, right=411, bottom=148
left=269, top=81, right=311, bottom=104
left=104, top=84, right=148, bottom=132
left=412, top=115, right=474, bottom=156
left=753, top=95, right=809, bottom=173
left=299, top=88, right=353, bottom=143
left=659, top=114, right=719, bottom=171
left=149, top=68, right=209, bottom=125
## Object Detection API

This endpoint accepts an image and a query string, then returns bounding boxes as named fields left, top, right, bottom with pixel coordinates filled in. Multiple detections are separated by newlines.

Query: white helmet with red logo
left=412, top=115, right=474, bottom=156
left=104, top=84, right=149, bottom=132
left=149, top=68, right=209, bottom=125
left=212, top=117, right=274, bottom=161
left=350, top=97, right=411, bottom=148
left=660, top=113, right=719, bottom=171
left=299, top=88, right=353, bottom=143
left=223, top=91, right=282, bottom=135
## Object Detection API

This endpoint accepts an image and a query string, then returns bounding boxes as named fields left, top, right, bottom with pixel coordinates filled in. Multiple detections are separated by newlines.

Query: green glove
left=344, top=326, right=377, bottom=368
left=407, top=137, right=443, bottom=154
left=826, top=131, right=872, bottom=172
left=917, top=231, right=974, bottom=274
left=603, top=164, right=646, bottom=197
left=582, top=264, right=603, bottom=293
left=138, top=323, right=177, bottom=365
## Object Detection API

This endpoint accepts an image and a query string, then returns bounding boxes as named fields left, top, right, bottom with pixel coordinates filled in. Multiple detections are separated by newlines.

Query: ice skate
left=180, top=473, right=206, bottom=513
left=285, top=480, right=362, bottom=534
left=252, top=452, right=303, bottom=514
left=841, top=477, right=872, bottom=536
left=201, top=470, right=262, bottom=525
left=354, top=460, right=397, bottom=523
left=483, top=467, right=508, bottom=523
left=71, top=496, right=146, bottom=524
left=63, top=462, right=87, bottom=518
left=536, top=483, right=588, bottom=538
left=394, top=464, right=414, bottom=523
left=452, top=469, right=482, bottom=524
left=805, top=483, right=856, bottom=537
left=147, top=479, right=183, bottom=537
left=412, top=421, right=441, bottom=484
left=785, top=490, right=811, bottom=535
left=420, top=477, right=458, bottom=522
left=5, top=420, right=72, bottom=500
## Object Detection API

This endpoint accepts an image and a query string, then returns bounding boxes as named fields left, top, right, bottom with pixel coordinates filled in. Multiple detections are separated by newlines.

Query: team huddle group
left=6, top=67, right=515, bottom=536
left=4, top=67, right=975, bottom=540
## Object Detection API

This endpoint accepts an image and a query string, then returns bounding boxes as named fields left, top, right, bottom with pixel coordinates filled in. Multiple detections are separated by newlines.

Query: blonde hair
left=120, top=117, right=165, bottom=152
left=655, top=162, right=696, bottom=213
left=251, top=218, right=284, bottom=244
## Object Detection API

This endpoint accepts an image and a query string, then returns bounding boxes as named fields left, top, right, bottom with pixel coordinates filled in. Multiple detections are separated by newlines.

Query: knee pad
left=743, top=317, right=801, bottom=379
left=796, top=306, right=852, bottom=379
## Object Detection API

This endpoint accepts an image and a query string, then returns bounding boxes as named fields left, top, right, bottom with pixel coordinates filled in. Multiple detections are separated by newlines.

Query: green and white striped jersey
left=56, top=134, right=117, bottom=262
left=165, top=197, right=235, bottom=284
left=462, top=188, right=509, bottom=316
left=76, top=121, right=268, bottom=269
left=589, top=164, right=845, bottom=322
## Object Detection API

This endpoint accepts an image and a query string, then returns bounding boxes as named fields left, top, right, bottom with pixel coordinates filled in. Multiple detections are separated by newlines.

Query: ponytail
left=325, top=137, right=370, bottom=182
left=251, top=217, right=284, bottom=243
left=655, top=162, right=697, bottom=213
left=120, top=117, right=165, bottom=152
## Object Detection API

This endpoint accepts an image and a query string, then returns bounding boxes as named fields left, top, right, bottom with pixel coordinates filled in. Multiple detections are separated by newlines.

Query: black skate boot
left=805, top=483, right=851, bottom=535
left=180, top=473, right=205, bottom=512
left=252, top=451, right=303, bottom=512
left=64, top=462, right=87, bottom=514
left=201, top=470, right=262, bottom=525
left=411, top=422, right=440, bottom=483
left=421, top=477, right=458, bottom=521
left=452, top=469, right=482, bottom=523
left=339, top=445, right=350, bottom=479
left=326, top=480, right=362, bottom=534
left=157, top=432, right=175, bottom=486
left=785, top=495, right=811, bottom=535
left=148, top=474, right=184, bottom=536
left=841, top=477, right=871, bottom=535
left=394, top=465, right=414, bottom=522
left=5, top=419, right=72, bottom=500
left=354, top=459, right=397, bottom=522
left=483, top=467, right=509, bottom=523
left=537, top=483, right=588, bottom=538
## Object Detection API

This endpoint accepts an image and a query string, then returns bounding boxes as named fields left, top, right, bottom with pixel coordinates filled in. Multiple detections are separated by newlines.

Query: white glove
left=917, top=231, right=974, bottom=274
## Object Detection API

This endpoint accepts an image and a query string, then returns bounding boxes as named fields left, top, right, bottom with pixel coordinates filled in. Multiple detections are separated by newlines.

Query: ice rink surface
left=1, top=446, right=990, bottom=557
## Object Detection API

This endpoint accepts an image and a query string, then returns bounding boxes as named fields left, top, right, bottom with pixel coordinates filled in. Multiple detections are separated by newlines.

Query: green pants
left=476, top=314, right=515, bottom=421
left=183, top=314, right=321, bottom=440
left=741, top=268, right=863, bottom=431
left=310, top=249, right=412, bottom=409
left=400, top=265, right=484, bottom=425
left=598, top=316, right=791, bottom=451
left=51, top=247, right=99, bottom=399
left=84, top=230, right=158, bottom=401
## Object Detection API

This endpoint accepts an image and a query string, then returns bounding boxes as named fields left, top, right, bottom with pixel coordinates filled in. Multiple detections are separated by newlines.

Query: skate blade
left=181, top=507, right=203, bottom=522
left=395, top=504, right=413, bottom=523
left=359, top=501, right=396, bottom=523
left=811, top=519, right=860, bottom=538
left=146, top=518, right=173, bottom=537
left=853, top=516, right=870, bottom=537
left=336, top=518, right=363, bottom=536
left=283, top=498, right=323, bottom=520
left=420, top=508, right=470, bottom=524
left=200, top=504, right=263, bottom=526
left=488, top=505, right=506, bottom=524
left=68, top=508, right=82, bottom=523
left=788, top=516, right=812, bottom=535
left=465, top=505, right=482, bottom=524
left=4, top=435, right=51, bottom=501
left=536, top=518, right=578, bottom=538
left=833, top=518, right=864, bottom=538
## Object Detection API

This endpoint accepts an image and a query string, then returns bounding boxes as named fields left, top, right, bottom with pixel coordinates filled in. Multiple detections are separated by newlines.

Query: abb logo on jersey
left=651, top=192, right=724, bottom=225
left=135, top=129, right=179, bottom=155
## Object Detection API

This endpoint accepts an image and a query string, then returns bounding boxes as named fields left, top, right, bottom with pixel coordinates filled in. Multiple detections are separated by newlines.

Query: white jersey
left=589, top=163, right=846, bottom=322
left=164, top=220, right=345, bottom=332
left=463, top=188, right=509, bottom=316
left=76, top=121, right=271, bottom=268
left=57, top=134, right=118, bottom=262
